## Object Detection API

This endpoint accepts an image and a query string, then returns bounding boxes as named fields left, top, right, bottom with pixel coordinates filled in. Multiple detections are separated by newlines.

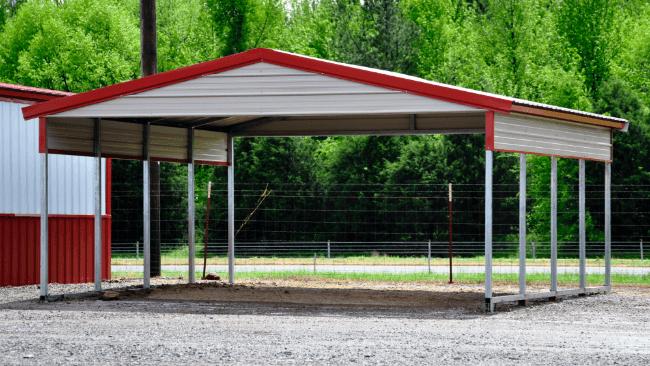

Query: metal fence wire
left=111, top=161, right=650, bottom=291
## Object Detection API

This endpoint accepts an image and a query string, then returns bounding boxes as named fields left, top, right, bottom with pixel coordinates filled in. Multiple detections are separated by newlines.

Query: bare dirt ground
left=1, top=278, right=649, bottom=365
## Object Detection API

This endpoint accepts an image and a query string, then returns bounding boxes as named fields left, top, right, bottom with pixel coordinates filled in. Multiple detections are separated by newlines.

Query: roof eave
left=510, top=103, right=629, bottom=132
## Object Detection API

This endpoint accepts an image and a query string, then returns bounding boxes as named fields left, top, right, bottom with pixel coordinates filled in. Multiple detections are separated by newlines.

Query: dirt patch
left=79, top=277, right=649, bottom=312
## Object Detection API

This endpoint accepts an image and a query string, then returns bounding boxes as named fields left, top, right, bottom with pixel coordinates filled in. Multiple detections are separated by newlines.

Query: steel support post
left=519, top=154, right=527, bottom=302
left=579, top=159, right=586, bottom=290
left=40, top=120, right=48, bottom=299
left=550, top=157, right=558, bottom=293
left=227, top=135, right=235, bottom=284
left=143, top=123, right=151, bottom=289
left=605, top=162, right=611, bottom=288
left=94, top=118, right=102, bottom=292
left=485, top=150, right=494, bottom=312
left=188, top=128, right=195, bottom=284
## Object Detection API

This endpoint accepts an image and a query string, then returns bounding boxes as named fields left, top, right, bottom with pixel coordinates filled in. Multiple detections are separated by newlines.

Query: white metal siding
left=494, top=113, right=612, bottom=161
left=51, top=63, right=480, bottom=118
left=0, top=101, right=106, bottom=215
left=194, top=130, right=227, bottom=163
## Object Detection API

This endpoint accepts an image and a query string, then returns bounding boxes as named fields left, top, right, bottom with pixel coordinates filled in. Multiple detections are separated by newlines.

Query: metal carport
left=22, top=48, right=629, bottom=311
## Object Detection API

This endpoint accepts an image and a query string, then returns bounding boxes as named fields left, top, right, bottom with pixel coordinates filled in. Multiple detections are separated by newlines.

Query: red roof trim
left=485, top=112, right=494, bottom=151
left=23, top=48, right=514, bottom=120
left=0, top=83, right=72, bottom=106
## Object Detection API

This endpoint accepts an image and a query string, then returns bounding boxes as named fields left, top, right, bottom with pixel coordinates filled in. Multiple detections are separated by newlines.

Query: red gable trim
left=23, top=48, right=513, bottom=120
left=0, top=88, right=67, bottom=104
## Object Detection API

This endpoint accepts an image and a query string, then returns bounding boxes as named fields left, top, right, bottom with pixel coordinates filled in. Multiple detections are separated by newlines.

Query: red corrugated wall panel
left=0, top=214, right=111, bottom=287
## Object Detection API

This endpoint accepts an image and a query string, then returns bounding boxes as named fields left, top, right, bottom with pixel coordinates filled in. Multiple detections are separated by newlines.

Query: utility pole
left=141, top=0, right=161, bottom=277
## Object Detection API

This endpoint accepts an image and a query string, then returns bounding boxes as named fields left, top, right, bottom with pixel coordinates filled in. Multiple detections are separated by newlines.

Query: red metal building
left=0, top=83, right=111, bottom=287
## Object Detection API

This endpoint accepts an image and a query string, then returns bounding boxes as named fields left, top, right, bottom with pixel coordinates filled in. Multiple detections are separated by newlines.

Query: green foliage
left=330, top=0, right=419, bottom=74
left=0, top=0, right=139, bottom=92
left=206, top=0, right=285, bottom=55
left=557, top=0, right=618, bottom=96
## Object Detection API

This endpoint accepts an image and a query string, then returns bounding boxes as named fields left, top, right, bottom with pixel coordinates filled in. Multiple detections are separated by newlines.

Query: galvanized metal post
left=605, top=162, right=611, bottom=288
left=449, top=183, right=453, bottom=284
left=550, top=157, right=558, bottom=293
left=485, top=150, right=493, bottom=312
left=314, top=253, right=317, bottom=273
left=642, top=240, right=644, bottom=261
left=188, top=128, right=195, bottom=284
left=94, top=118, right=102, bottom=293
left=143, top=123, right=151, bottom=289
left=428, top=240, right=431, bottom=274
left=328, top=240, right=330, bottom=259
left=579, top=159, right=586, bottom=290
left=227, top=135, right=235, bottom=284
left=519, top=153, right=526, bottom=298
left=40, top=120, right=48, bottom=299
left=532, top=242, right=535, bottom=260
left=136, top=241, right=139, bottom=261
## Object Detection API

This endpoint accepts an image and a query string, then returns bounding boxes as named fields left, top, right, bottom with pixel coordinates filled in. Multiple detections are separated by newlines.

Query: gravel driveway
left=0, top=279, right=649, bottom=365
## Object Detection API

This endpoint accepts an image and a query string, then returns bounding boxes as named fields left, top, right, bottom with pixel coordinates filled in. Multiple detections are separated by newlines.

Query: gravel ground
left=1, top=278, right=649, bottom=365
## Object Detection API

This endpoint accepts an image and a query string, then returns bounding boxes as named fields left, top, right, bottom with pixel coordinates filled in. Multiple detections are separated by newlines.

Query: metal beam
left=94, top=118, right=102, bottom=292
left=227, top=117, right=282, bottom=133
left=519, top=153, right=526, bottom=297
left=188, top=128, right=195, bottom=283
left=605, top=162, right=611, bottom=287
left=489, top=286, right=610, bottom=305
left=227, top=135, right=235, bottom=284
left=228, top=128, right=485, bottom=138
left=40, top=120, right=48, bottom=299
left=143, top=123, right=151, bottom=289
left=579, top=159, right=586, bottom=290
left=551, top=157, right=558, bottom=292
left=485, top=150, right=493, bottom=312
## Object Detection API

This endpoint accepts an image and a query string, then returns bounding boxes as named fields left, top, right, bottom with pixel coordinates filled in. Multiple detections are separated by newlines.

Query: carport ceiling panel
left=46, top=118, right=228, bottom=164
left=233, top=113, right=486, bottom=136
left=494, top=113, right=612, bottom=161
left=47, top=118, right=94, bottom=154
left=49, top=63, right=481, bottom=118
left=194, top=129, right=227, bottom=164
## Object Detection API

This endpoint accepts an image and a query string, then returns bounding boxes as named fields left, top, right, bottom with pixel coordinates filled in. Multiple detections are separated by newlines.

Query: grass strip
left=111, top=269, right=650, bottom=285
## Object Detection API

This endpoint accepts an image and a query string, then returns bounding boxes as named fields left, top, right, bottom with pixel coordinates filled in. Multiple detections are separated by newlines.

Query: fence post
left=532, top=242, right=535, bottom=260
left=137, top=241, right=140, bottom=261
left=314, top=253, right=317, bottom=273
left=328, top=240, right=330, bottom=259
left=428, top=240, right=431, bottom=274
left=641, top=239, right=644, bottom=261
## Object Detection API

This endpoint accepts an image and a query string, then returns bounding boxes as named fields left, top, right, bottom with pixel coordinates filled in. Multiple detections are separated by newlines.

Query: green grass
left=112, top=250, right=650, bottom=267
left=111, top=269, right=650, bottom=285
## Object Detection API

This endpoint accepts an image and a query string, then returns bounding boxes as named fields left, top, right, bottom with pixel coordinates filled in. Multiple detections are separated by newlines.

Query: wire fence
left=111, top=160, right=650, bottom=293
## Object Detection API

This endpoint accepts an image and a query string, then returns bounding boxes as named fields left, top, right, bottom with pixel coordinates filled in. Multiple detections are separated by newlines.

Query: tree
left=206, top=0, right=285, bottom=56
left=0, top=0, right=140, bottom=92
left=593, top=79, right=650, bottom=240
left=331, top=0, right=419, bottom=74
left=612, top=4, right=650, bottom=106
left=558, top=0, right=618, bottom=96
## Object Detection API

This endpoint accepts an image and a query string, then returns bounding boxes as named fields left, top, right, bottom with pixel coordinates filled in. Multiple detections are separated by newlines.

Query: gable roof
left=21, top=48, right=627, bottom=130
left=0, top=82, right=73, bottom=105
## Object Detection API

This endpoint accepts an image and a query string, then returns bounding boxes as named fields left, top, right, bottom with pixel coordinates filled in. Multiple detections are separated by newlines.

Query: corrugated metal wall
left=51, top=62, right=481, bottom=117
left=0, top=101, right=107, bottom=215
left=494, top=112, right=612, bottom=161
left=0, top=215, right=111, bottom=287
